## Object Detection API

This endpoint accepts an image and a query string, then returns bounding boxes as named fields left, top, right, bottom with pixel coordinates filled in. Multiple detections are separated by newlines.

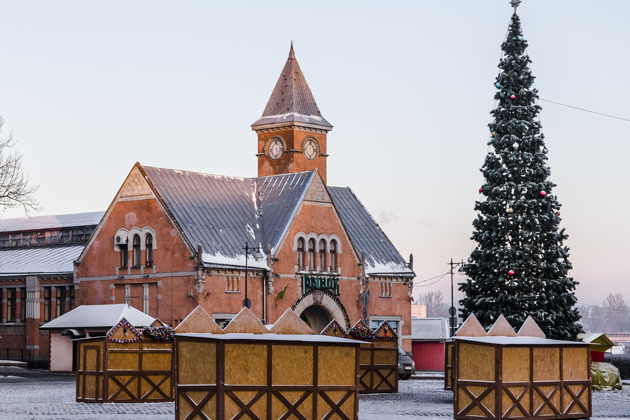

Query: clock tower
left=252, top=44, right=333, bottom=184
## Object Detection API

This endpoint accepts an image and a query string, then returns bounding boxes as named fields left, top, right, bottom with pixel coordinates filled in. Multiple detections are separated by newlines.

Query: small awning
left=61, top=329, right=86, bottom=337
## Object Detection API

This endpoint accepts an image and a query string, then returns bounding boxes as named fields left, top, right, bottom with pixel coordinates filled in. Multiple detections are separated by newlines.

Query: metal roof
left=412, top=317, right=450, bottom=341
left=0, top=245, right=84, bottom=276
left=328, top=187, right=414, bottom=277
left=251, top=44, right=332, bottom=130
left=0, top=211, right=104, bottom=233
left=143, top=166, right=314, bottom=269
left=40, top=304, right=155, bottom=330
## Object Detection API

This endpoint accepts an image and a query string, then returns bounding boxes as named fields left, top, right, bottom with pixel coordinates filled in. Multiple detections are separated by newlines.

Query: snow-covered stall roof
left=412, top=318, right=450, bottom=341
left=328, top=186, right=414, bottom=277
left=40, top=304, right=155, bottom=330
left=455, top=336, right=587, bottom=346
left=177, top=332, right=365, bottom=344
left=0, top=211, right=104, bottom=232
left=0, top=245, right=84, bottom=276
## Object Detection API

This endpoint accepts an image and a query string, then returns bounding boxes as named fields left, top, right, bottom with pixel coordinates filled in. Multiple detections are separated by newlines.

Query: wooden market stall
left=75, top=317, right=174, bottom=403
left=346, top=320, right=398, bottom=394
left=453, top=315, right=592, bottom=420
left=175, top=307, right=361, bottom=420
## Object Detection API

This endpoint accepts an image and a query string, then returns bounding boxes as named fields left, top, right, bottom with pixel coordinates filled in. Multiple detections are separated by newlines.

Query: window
left=132, top=234, right=141, bottom=267
left=319, top=239, right=326, bottom=271
left=225, top=276, right=240, bottom=293
left=72, top=228, right=84, bottom=243
left=125, top=285, right=131, bottom=305
left=329, top=240, right=338, bottom=272
left=380, top=282, right=392, bottom=298
left=35, top=231, right=46, bottom=245
left=143, top=284, right=149, bottom=314
left=20, top=288, right=26, bottom=321
left=297, top=238, right=305, bottom=270
left=6, top=288, right=16, bottom=322
left=69, top=287, right=75, bottom=310
left=60, top=229, right=71, bottom=244
left=56, top=287, right=66, bottom=316
left=308, top=239, right=316, bottom=271
left=43, top=287, right=52, bottom=322
left=145, top=234, right=154, bottom=267
left=0, top=233, right=9, bottom=247
left=47, top=231, right=59, bottom=245
left=120, top=243, right=129, bottom=268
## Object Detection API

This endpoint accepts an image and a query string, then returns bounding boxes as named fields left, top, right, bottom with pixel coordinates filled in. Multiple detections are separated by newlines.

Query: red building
left=0, top=212, right=103, bottom=367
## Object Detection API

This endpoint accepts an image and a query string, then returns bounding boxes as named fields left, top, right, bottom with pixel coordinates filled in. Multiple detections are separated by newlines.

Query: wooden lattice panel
left=175, top=335, right=360, bottom=420
left=453, top=338, right=591, bottom=420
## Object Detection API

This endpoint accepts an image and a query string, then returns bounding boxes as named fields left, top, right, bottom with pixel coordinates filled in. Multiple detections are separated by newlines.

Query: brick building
left=75, top=45, right=416, bottom=349
left=0, top=212, right=103, bottom=367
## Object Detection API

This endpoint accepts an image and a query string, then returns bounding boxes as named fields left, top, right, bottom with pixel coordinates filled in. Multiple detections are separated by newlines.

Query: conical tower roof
left=252, top=44, right=332, bottom=130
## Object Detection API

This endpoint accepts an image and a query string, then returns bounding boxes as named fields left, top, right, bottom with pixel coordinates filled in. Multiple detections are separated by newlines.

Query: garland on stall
left=143, top=326, right=175, bottom=343
left=106, top=318, right=142, bottom=343
left=320, top=320, right=346, bottom=337
left=347, top=325, right=375, bottom=341
left=374, top=321, right=398, bottom=340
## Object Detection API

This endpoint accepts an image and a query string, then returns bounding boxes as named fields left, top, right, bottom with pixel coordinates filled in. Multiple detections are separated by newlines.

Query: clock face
left=303, top=139, right=318, bottom=160
left=268, top=138, right=284, bottom=160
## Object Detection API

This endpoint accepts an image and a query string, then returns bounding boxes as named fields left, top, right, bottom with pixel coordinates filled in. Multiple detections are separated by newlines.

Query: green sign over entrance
left=303, top=275, right=340, bottom=296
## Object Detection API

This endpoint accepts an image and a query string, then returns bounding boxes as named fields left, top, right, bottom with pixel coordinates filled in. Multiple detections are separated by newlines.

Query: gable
left=119, top=165, right=156, bottom=201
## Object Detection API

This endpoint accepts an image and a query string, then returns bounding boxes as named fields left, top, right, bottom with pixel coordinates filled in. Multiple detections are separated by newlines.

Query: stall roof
left=579, top=333, right=616, bottom=352
left=411, top=317, right=450, bottom=341
left=177, top=332, right=365, bottom=344
left=455, top=336, right=588, bottom=346
left=40, top=304, right=155, bottom=330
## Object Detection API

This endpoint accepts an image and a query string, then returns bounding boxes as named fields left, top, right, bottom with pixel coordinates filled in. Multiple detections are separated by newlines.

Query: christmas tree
left=459, top=6, right=582, bottom=340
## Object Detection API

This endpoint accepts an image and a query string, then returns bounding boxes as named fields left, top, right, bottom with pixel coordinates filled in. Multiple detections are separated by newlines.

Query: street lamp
left=448, top=259, right=467, bottom=337
left=243, top=242, right=263, bottom=308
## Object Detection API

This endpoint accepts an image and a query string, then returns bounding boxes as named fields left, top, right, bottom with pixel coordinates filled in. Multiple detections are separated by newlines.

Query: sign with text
left=303, top=275, right=340, bottom=296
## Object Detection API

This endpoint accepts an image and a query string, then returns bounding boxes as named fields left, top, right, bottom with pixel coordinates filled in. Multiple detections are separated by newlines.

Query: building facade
left=0, top=212, right=103, bottom=367
left=75, top=45, right=416, bottom=349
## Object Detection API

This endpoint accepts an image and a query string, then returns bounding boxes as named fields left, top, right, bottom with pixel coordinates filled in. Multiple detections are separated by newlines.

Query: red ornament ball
left=557, top=212, right=560, bottom=216
left=510, top=94, right=516, bottom=99
left=508, top=270, right=515, bottom=276
left=479, top=188, right=483, bottom=193
left=540, top=191, right=547, bottom=197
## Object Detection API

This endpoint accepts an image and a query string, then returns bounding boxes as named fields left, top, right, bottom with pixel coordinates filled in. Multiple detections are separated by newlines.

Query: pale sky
left=0, top=1, right=628, bottom=308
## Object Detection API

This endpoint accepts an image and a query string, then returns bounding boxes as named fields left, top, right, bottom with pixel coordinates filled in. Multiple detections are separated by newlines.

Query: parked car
left=398, top=345, right=415, bottom=380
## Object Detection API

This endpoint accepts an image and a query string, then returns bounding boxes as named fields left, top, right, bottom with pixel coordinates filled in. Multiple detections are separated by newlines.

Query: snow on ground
left=1, top=368, right=629, bottom=419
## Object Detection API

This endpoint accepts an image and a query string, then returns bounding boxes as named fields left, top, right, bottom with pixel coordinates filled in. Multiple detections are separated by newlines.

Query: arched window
left=120, top=243, right=128, bottom=268
left=319, top=239, right=327, bottom=271
left=330, top=239, right=338, bottom=272
left=308, top=239, right=316, bottom=271
left=297, top=238, right=305, bottom=270
left=145, top=234, right=154, bottom=267
left=132, top=234, right=141, bottom=267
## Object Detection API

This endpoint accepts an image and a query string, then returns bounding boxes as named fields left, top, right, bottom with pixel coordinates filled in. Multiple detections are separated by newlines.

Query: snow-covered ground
left=0, top=367, right=628, bottom=419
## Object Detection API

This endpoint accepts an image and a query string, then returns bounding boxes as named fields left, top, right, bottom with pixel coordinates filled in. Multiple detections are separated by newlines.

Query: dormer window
left=145, top=234, right=154, bottom=267
left=132, top=234, right=141, bottom=268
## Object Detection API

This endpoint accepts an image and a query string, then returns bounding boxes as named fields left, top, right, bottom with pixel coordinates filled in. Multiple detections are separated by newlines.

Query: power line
left=540, top=98, right=630, bottom=123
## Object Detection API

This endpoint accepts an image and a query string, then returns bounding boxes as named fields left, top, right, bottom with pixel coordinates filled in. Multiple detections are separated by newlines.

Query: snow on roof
left=40, top=304, right=155, bottom=330
left=176, top=332, right=365, bottom=344
left=0, top=211, right=104, bottom=233
left=455, top=336, right=588, bottom=346
left=328, top=187, right=414, bottom=277
left=412, top=318, right=450, bottom=340
left=0, top=245, right=84, bottom=276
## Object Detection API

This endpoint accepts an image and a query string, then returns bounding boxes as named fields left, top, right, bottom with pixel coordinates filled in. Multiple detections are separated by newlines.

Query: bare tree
left=602, top=293, right=630, bottom=332
left=417, top=290, right=449, bottom=318
left=0, top=117, right=39, bottom=213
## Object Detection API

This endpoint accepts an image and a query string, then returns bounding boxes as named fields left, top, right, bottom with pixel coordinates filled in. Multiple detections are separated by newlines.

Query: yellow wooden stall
left=347, top=320, right=398, bottom=394
left=453, top=316, right=591, bottom=420
left=76, top=317, right=174, bottom=403
left=175, top=308, right=361, bottom=420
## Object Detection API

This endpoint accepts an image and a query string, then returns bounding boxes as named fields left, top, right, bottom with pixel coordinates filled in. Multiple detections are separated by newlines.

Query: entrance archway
left=292, top=290, right=351, bottom=333
left=300, top=306, right=332, bottom=336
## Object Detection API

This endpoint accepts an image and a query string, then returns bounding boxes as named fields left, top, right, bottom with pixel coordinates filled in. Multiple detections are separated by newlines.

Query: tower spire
left=510, top=0, right=521, bottom=13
